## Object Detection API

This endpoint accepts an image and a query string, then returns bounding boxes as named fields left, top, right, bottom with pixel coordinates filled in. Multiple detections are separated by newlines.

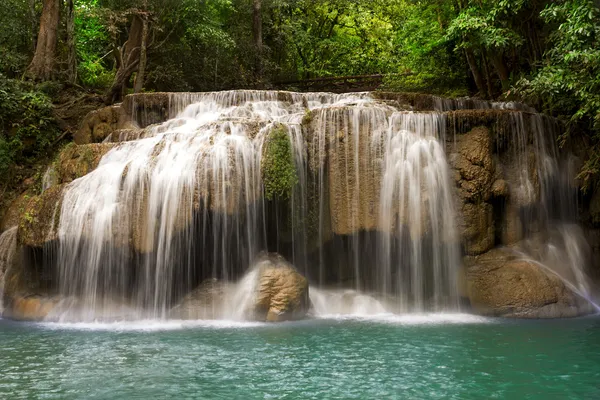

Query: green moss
left=301, top=109, right=313, bottom=126
left=261, top=125, right=298, bottom=201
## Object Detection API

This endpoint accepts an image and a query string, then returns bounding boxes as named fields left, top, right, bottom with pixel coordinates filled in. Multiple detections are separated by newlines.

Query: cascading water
left=48, top=91, right=463, bottom=320
left=0, top=226, right=18, bottom=314
left=1, top=89, right=593, bottom=321
left=501, top=112, right=599, bottom=309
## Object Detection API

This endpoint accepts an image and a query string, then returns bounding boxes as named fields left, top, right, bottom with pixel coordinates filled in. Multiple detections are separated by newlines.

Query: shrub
left=261, top=125, right=298, bottom=201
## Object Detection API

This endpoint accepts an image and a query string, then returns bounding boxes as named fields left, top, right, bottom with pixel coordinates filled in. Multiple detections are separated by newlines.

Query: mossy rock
left=54, top=142, right=115, bottom=184
left=261, top=125, right=298, bottom=201
left=17, top=185, right=65, bottom=247
left=75, top=105, right=132, bottom=144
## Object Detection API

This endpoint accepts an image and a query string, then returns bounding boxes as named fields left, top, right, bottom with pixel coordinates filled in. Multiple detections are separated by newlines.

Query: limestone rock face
left=252, top=253, right=310, bottom=322
left=465, top=249, right=593, bottom=318
left=169, top=279, right=227, bottom=320
left=75, top=106, right=134, bottom=145
left=449, top=126, right=497, bottom=255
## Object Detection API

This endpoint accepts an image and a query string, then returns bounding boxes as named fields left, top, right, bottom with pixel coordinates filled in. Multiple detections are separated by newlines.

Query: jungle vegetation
left=0, top=0, right=599, bottom=186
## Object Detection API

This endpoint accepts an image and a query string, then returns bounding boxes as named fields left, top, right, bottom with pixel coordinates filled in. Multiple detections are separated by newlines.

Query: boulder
left=75, top=106, right=134, bottom=145
left=169, top=279, right=227, bottom=320
left=465, top=249, right=593, bottom=318
left=252, top=253, right=310, bottom=322
left=3, top=295, right=59, bottom=321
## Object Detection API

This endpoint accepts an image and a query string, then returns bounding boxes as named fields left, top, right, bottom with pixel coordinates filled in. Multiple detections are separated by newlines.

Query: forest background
left=0, top=0, right=598, bottom=192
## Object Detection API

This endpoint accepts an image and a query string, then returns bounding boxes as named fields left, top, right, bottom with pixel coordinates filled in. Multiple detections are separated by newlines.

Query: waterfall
left=503, top=112, right=597, bottom=305
left=47, top=91, right=463, bottom=320
left=0, top=226, right=18, bottom=314
left=0, top=90, right=592, bottom=321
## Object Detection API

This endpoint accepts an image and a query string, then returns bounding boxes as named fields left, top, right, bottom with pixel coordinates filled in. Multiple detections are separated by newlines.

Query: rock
left=54, top=143, right=116, bottom=184
left=169, top=279, right=227, bottom=319
left=75, top=106, right=134, bottom=145
left=459, top=202, right=495, bottom=255
left=448, top=126, right=496, bottom=255
left=252, top=253, right=310, bottom=322
left=17, top=185, right=65, bottom=247
left=465, top=249, right=593, bottom=318
left=3, top=295, right=59, bottom=321
left=491, top=179, right=509, bottom=197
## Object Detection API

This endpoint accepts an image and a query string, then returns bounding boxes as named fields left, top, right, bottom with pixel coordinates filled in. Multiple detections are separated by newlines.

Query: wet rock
left=491, top=179, right=509, bottom=197
left=252, top=253, right=310, bottom=322
left=54, top=143, right=116, bottom=184
left=169, top=279, right=227, bottom=320
left=3, top=295, right=59, bottom=321
left=449, top=126, right=496, bottom=254
left=459, top=202, right=494, bottom=255
left=465, top=249, right=593, bottom=318
left=17, top=185, right=65, bottom=247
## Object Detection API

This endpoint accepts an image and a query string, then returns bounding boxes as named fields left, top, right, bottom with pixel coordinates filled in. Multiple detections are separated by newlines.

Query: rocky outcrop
left=74, top=105, right=134, bottom=144
left=449, top=126, right=497, bottom=255
left=251, top=253, right=310, bottom=322
left=465, top=248, right=593, bottom=318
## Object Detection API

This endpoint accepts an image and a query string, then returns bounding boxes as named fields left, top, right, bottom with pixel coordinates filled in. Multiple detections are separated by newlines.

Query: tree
left=66, top=0, right=77, bottom=84
left=253, top=0, right=263, bottom=80
left=105, top=12, right=145, bottom=104
left=25, top=0, right=60, bottom=81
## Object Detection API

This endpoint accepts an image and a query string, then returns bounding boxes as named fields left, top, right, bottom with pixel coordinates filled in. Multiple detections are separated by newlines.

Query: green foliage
left=75, top=1, right=115, bottom=88
left=261, top=125, right=298, bottom=201
left=446, top=5, right=524, bottom=51
left=0, top=0, right=34, bottom=77
left=0, top=75, right=59, bottom=177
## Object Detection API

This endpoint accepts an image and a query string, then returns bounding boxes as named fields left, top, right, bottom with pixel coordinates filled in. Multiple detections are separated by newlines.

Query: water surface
left=1, top=315, right=599, bottom=399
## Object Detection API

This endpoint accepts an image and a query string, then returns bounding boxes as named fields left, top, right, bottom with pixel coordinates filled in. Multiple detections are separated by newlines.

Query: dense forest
left=0, top=0, right=599, bottom=189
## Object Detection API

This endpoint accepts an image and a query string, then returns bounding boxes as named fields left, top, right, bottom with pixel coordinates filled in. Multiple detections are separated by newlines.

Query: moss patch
left=17, top=185, right=65, bottom=247
left=53, top=142, right=115, bottom=184
left=261, top=125, right=298, bottom=201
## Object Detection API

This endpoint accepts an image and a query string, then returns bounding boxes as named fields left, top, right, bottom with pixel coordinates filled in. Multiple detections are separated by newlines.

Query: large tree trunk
left=105, top=15, right=144, bottom=104
left=464, top=48, right=487, bottom=98
left=133, top=13, right=149, bottom=93
left=25, top=0, right=60, bottom=81
left=66, top=0, right=77, bottom=84
left=252, top=0, right=263, bottom=80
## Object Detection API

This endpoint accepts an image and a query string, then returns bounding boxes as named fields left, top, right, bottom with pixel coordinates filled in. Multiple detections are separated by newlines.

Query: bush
left=0, top=74, right=59, bottom=177
left=261, top=125, right=298, bottom=201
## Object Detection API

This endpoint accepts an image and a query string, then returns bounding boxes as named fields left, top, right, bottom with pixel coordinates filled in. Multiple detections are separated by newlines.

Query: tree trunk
left=25, top=0, right=60, bottom=81
left=66, top=0, right=77, bottom=84
left=464, top=48, right=487, bottom=98
left=133, top=13, right=149, bottom=93
left=481, top=52, right=494, bottom=99
left=105, top=15, right=144, bottom=104
left=253, top=0, right=263, bottom=80
left=489, top=52, right=510, bottom=91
